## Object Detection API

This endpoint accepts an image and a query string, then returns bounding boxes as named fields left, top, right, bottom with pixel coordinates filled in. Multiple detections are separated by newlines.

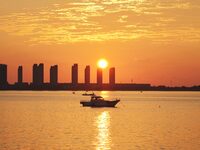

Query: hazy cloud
left=0, top=0, right=199, bottom=44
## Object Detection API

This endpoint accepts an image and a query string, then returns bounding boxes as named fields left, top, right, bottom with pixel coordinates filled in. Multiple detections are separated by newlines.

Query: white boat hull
left=80, top=100, right=120, bottom=107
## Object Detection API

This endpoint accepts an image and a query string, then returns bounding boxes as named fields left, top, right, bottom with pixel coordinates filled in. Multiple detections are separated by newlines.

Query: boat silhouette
left=82, top=92, right=95, bottom=96
left=80, top=95, right=120, bottom=107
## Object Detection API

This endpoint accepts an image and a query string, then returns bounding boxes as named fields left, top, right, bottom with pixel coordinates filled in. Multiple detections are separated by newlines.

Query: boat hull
left=80, top=100, right=120, bottom=107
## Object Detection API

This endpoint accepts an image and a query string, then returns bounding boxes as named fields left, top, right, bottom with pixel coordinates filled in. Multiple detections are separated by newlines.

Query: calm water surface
left=0, top=91, right=200, bottom=150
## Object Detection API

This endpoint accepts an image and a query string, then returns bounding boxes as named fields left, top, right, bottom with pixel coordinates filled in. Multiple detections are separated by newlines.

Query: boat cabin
left=91, top=96, right=104, bottom=101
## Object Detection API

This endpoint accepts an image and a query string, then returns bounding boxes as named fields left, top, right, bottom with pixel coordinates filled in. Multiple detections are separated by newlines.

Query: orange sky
left=0, top=0, right=200, bottom=86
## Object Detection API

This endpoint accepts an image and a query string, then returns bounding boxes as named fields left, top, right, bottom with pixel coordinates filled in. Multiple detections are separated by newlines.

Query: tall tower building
left=50, top=65, right=58, bottom=84
left=109, top=67, right=115, bottom=85
left=0, top=64, right=8, bottom=85
left=97, top=68, right=103, bottom=85
left=32, top=63, right=44, bottom=85
left=38, top=63, right=44, bottom=84
left=72, top=64, right=78, bottom=85
left=85, top=65, right=90, bottom=85
left=18, top=66, right=23, bottom=83
left=33, top=64, right=37, bottom=84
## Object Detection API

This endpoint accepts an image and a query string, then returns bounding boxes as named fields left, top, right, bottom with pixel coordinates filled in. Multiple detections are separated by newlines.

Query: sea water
left=0, top=91, right=200, bottom=150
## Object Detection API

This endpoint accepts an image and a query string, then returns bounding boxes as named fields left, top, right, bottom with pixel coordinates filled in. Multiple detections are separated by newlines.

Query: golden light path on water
left=100, top=91, right=109, bottom=98
left=95, top=111, right=111, bottom=150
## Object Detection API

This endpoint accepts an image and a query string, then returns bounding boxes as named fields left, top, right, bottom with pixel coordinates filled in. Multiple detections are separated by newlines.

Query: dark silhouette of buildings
left=109, top=67, right=115, bottom=85
left=15, top=65, right=29, bottom=89
left=97, top=68, right=103, bottom=85
left=18, top=66, right=23, bottom=83
left=85, top=65, right=90, bottom=85
left=72, top=64, right=78, bottom=85
left=1, top=63, right=200, bottom=91
left=50, top=65, right=58, bottom=84
left=0, top=64, right=8, bottom=85
left=32, top=63, right=44, bottom=85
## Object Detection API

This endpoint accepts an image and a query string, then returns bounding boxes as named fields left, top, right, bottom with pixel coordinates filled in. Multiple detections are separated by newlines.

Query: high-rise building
left=50, top=65, right=58, bottom=84
left=32, top=63, right=44, bottom=85
left=38, top=63, right=44, bottom=84
left=33, top=64, right=37, bottom=84
left=0, top=64, right=8, bottom=85
left=109, top=67, right=115, bottom=85
left=97, top=68, right=103, bottom=85
left=72, top=64, right=78, bottom=85
left=85, top=65, right=90, bottom=85
left=18, top=66, right=23, bottom=83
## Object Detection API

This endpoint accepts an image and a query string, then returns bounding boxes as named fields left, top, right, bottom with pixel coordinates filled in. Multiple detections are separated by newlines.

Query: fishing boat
left=80, top=95, right=120, bottom=107
left=82, top=92, right=95, bottom=96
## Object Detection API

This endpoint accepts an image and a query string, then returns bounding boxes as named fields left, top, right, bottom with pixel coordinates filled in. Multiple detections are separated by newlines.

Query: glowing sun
left=98, top=59, right=108, bottom=69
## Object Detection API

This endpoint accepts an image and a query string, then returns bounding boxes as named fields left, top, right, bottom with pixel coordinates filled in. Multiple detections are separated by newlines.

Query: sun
left=98, top=59, right=108, bottom=69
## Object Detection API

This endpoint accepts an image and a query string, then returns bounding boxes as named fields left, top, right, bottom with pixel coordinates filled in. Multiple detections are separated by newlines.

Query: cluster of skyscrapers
left=1, top=63, right=199, bottom=91
left=70, top=64, right=115, bottom=86
left=0, top=63, right=115, bottom=86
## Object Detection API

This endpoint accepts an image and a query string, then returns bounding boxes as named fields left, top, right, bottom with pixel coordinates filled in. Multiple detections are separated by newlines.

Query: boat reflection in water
left=94, top=111, right=111, bottom=150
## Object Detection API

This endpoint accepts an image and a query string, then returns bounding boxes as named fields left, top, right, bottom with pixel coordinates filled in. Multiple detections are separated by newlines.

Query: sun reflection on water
left=95, top=111, right=111, bottom=150
left=100, top=91, right=109, bottom=99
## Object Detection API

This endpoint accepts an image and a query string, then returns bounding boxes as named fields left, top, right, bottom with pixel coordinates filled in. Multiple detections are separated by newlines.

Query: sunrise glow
left=0, top=0, right=200, bottom=86
left=97, top=59, right=108, bottom=69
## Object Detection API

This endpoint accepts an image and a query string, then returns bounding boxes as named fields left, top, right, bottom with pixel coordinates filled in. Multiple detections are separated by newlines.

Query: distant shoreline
left=0, top=90, right=200, bottom=92
left=0, top=83, right=200, bottom=92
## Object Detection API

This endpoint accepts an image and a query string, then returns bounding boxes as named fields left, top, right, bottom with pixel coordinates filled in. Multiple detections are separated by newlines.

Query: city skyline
left=0, top=63, right=117, bottom=85
left=1, top=63, right=200, bottom=91
left=2, top=63, right=200, bottom=91
left=0, top=61, right=200, bottom=86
